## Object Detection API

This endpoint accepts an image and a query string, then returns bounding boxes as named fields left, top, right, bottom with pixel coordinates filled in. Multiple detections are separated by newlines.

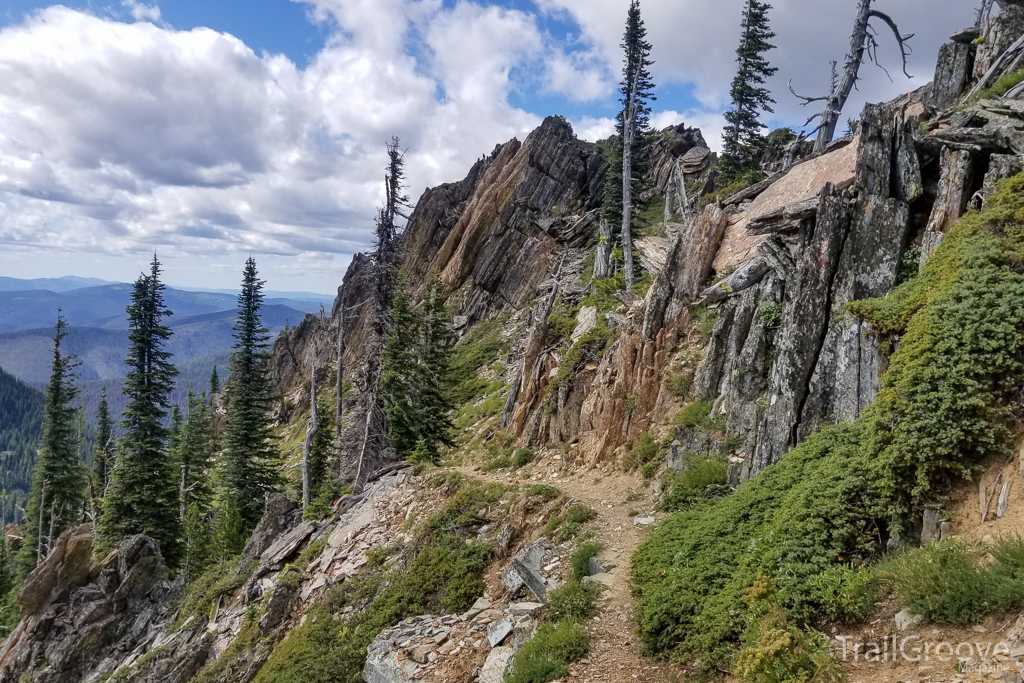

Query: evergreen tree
left=93, top=388, right=114, bottom=498
left=18, top=312, right=85, bottom=573
left=181, top=503, right=212, bottom=583
left=178, top=388, right=214, bottom=519
left=415, top=281, right=454, bottom=461
left=101, top=255, right=180, bottom=565
left=210, top=365, right=221, bottom=395
left=720, top=0, right=778, bottom=181
left=0, top=540, right=16, bottom=637
left=380, top=280, right=454, bottom=463
left=380, top=283, right=420, bottom=456
left=222, top=257, right=280, bottom=530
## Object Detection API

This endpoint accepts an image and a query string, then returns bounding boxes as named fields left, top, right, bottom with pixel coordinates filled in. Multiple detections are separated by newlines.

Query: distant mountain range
left=0, top=276, right=335, bottom=419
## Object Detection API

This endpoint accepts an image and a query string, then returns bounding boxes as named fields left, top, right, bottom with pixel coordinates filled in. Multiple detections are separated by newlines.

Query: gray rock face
left=0, top=531, right=182, bottom=683
left=926, top=40, right=975, bottom=109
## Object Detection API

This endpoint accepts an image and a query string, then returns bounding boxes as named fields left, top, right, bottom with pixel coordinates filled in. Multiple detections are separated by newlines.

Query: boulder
left=502, top=539, right=549, bottom=602
left=17, top=524, right=93, bottom=617
left=895, top=609, right=923, bottom=632
left=570, top=306, right=598, bottom=343
left=487, top=618, right=514, bottom=647
left=479, top=646, right=515, bottom=683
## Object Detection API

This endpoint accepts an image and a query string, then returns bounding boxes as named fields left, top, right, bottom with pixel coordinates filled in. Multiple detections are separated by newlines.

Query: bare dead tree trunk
left=976, top=0, right=996, bottom=35
left=664, top=166, right=676, bottom=223
left=791, top=0, right=912, bottom=152
left=302, top=365, right=319, bottom=507
left=594, top=219, right=613, bottom=280
left=621, top=69, right=641, bottom=289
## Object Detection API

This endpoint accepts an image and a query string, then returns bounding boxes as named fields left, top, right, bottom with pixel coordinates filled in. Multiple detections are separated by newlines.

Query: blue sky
left=0, top=0, right=970, bottom=293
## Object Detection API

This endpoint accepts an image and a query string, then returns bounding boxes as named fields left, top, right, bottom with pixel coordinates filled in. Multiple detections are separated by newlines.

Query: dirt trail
left=457, top=461, right=677, bottom=682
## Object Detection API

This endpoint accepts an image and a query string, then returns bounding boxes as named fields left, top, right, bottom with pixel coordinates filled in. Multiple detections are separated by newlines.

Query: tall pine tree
left=177, top=387, right=214, bottom=519
left=416, top=280, right=454, bottom=460
left=222, top=257, right=280, bottom=530
left=101, top=255, right=180, bottom=565
left=93, top=388, right=113, bottom=498
left=381, top=283, right=420, bottom=456
left=720, top=0, right=778, bottom=181
left=18, top=312, right=85, bottom=573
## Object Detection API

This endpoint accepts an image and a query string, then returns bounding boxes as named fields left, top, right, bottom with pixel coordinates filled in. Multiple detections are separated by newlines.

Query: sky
left=0, top=0, right=972, bottom=294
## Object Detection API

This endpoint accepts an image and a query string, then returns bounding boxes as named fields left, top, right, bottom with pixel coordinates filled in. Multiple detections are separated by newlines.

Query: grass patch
left=513, top=447, right=536, bottom=469
left=172, top=555, right=251, bottom=629
left=526, top=484, right=561, bottom=500
left=449, top=317, right=510, bottom=406
left=673, top=401, right=717, bottom=430
left=505, top=621, right=590, bottom=683
left=965, top=67, right=1024, bottom=106
left=623, top=432, right=661, bottom=477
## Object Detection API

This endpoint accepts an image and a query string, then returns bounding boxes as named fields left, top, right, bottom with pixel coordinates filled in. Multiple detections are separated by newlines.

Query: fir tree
left=380, top=283, right=420, bottom=456
left=0, top=540, right=16, bottom=637
left=18, top=312, right=85, bottom=573
left=720, top=0, right=778, bottom=181
left=178, top=388, right=214, bottom=519
left=415, top=281, right=454, bottom=461
left=222, top=257, right=280, bottom=530
left=210, top=365, right=221, bottom=395
left=101, top=255, right=180, bottom=565
left=93, top=388, right=114, bottom=498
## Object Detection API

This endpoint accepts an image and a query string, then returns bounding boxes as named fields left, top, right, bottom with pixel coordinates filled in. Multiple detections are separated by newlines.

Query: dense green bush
left=633, top=174, right=1024, bottom=679
left=513, top=448, right=536, bottom=469
left=658, top=454, right=729, bottom=512
left=570, top=542, right=604, bottom=582
left=623, top=432, right=660, bottom=472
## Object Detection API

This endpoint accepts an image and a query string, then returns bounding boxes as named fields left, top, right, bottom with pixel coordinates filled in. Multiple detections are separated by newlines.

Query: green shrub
left=623, top=432, right=660, bottom=472
left=505, top=621, right=590, bottom=683
left=513, top=448, right=536, bottom=469
left=734, top=577, right=844, bottom=683
left=673, top=401, right=716, bottom=430
left=808, top=564, right=885, bottom=624
left=691, top=305, right=719, bottom=340
left=564, top=505, right=597, bottom=525
left=658, top=455, right=729, bottom=512
left=547, top=582, right=599, bottom=621
left=570, top=542, right=604, bottom=582
left=641, top=461, right=660, bottom=480
left=526, top=484, right=560, bottom=500
left=667, top=371, right=694, bottom=399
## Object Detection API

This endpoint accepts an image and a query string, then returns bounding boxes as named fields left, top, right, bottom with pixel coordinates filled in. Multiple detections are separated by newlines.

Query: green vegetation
left=964, top=67, right=1024, bottom=107
left=547, top=582, right=599, bottom=621
left=658, top=454, right=729, bottom=512
left=513, top=447, right=536, bottom=469
left=690, top=305, right=720, bottom=339
left=526, top=484, right=561, bottom=500
left=570, top=542, right=604, bottom=582
left=0, top=367, right=43, bottom=528
left=220, top=257, right=281, bottom=532
left=173, top=555, right=251, bottom=629
left=18, top=313, right=85, bottom=575
left=505, top=620, right=591, bottom=683
left=623, top=432, right=660, bottom=476
left=545, top=504, right=598, bottom=542
left=252, top=478, right=498, bottom=683
left=449, top=316, right=510, bottom=406
left=381, top=279, right=455, bottom=462
left=633, top=174, right=1024, bottom=680
left=673, top=400, right=716, bottom=430
left=890, top=538, right=1024, bottom=624
left=543, top=322, right=614, bottom=413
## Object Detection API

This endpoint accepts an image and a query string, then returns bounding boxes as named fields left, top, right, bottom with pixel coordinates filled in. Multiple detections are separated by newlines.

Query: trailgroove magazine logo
left=834, top=635, right=1019, bottom=670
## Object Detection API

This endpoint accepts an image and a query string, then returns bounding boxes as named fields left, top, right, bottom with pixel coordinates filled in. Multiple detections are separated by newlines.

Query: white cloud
left=123, top=0, right=162, bottom=24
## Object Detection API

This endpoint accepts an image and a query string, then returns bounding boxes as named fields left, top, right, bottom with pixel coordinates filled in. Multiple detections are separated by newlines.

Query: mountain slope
left=0, top=366, right=43, bottom=526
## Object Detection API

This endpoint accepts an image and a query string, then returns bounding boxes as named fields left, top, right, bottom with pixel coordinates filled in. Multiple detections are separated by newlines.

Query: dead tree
left=621, top=69, right=641, bottom=289
left=976, top=0, right=996, bottom=37
left=790, top=0, right=913, bottom=152
left=353, top=138, right=410, bottom=494
left=301, top=365, right=319, bottom=508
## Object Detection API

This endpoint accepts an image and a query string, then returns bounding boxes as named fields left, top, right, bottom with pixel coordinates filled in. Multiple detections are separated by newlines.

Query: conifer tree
left=381, top=283, right=420, bottom=456
left=721, top=0, right=778, bottom=181
left=178, top=388, right=214, bottom=519
left=597, top=0, right=656, bottom=287
left=209, top=366, right=221, bottom=395
left=416, top=281, right=454, bottom=460
left=222, top=257, right=280, bottom=530
left=101, top=255, right=180, bottom=565
left=93, top=388, right=114, bottom=497
left=18, top=313, right=85, bottom=573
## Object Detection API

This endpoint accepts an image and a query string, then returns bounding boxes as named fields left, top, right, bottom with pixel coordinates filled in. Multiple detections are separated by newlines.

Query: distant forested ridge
left=0, top=366, right=43, bottom=526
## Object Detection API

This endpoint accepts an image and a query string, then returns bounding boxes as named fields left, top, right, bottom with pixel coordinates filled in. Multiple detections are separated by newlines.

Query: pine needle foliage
left=720, top=0, right=778, bottom=181
left=380, top=279, right=455, bottom=463
left=222, top=257, right=280, bottom=531
left=18, top=312, right=85, bottom=574
left=101, top=256, right=180, bottom=566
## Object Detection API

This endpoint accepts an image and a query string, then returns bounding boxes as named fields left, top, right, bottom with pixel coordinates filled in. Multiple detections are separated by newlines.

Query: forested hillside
left=0, top=367, right=42, bottom=526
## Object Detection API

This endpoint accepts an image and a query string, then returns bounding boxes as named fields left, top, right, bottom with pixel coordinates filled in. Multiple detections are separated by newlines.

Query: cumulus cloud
left=0, top=0, right=983, bottom=290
